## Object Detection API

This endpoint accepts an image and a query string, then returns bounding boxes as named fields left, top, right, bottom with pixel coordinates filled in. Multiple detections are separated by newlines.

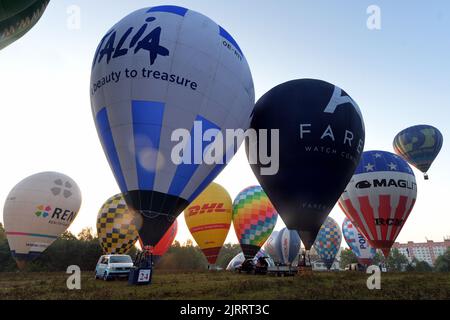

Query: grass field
left=0, top=271, right=449, bottom=300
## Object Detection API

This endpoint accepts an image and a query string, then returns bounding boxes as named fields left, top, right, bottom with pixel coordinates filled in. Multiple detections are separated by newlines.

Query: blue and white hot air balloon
left=90, top=5, right=255, bottom=248
left=274, top=227, right=301, bottom=265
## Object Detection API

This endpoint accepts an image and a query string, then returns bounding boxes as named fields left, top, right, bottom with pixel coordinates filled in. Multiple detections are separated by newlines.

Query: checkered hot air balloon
left=232, top=186, right=278, bottom=259
left=313, top=217, right=342, bottom=270
left=97, top=194, right=139, bottom=255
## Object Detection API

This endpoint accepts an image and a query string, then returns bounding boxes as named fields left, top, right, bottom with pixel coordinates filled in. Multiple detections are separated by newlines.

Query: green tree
left=406, top=258, right=433, bottom=272
left=0, top=223, right=5, bottom=241
left=215, top=243, right=241, bottom=269
left=386, top=248, right=409, bottom=271
left=339, top=248, right=358, bottom=268
left=77, top=228, right=95, bottom=241
left=434, top=248, right=450, bottom=272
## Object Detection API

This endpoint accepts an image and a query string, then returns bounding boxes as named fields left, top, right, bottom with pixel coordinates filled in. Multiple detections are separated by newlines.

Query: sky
left=0, top=0, right=449, bottom=248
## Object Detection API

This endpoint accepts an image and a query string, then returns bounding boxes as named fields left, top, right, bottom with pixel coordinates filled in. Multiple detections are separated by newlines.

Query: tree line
left=339, top=247, right=450, bottom=272
left=1, top=223, right=449, bottom=272
left=0, top=223, right=241, bottom=272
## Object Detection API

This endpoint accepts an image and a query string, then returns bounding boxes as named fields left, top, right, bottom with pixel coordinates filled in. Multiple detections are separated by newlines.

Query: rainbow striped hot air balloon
left=184, top=182, right=232, bottom=265
left=232, top=186, right=278, bottom=260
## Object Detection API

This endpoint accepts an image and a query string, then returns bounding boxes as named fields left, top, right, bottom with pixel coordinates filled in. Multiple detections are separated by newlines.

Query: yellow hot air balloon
left=96, top=194, right=139, bottom=255
left=184, top=183, right=232, bottom=265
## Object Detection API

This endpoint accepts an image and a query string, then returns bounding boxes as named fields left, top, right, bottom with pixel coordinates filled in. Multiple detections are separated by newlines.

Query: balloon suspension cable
left=139, top=210, right=174, bottom=221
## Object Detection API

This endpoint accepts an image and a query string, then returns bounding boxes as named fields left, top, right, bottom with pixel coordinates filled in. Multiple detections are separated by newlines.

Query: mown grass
left=0, top=271, right=449, bottom=300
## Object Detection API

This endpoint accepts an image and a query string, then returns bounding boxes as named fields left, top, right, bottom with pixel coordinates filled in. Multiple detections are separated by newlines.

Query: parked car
left=95, top=255, right=134, bottom=281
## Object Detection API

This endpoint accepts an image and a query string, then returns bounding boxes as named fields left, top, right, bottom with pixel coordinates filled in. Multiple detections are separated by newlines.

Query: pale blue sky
left=0, top=1, right=448, bottom=245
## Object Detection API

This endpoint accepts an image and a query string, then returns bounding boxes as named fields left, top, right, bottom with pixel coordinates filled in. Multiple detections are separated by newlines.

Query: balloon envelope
left=97, top=194, right=139, bottom=255
left=232, top=186, right=278, bottom=259
left=342, top=217, right=376, bottom=265
left=0, top=0, right=49, bottom=50
left=263, top=230, right=279, bottom=262
left=90, top=5, right=254, bottom=248
left=246, top=79, right=365, bottom=249
left=138, top=219, right=177, bottom=259
left=226, top=249, right=274, bottom=271
left=3, top=172, right=82, bottom=269
left=274, top=227, right=301, bottom=265
left=313, top=217, right=342, bottom=270
left=393, top=125, right=443, bottom=178
left=339, top=150, right=417, bottom=257
left=184, top=182, right=232, bottom=264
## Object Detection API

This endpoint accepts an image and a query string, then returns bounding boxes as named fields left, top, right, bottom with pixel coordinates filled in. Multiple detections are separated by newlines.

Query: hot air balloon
left=393, top=125, right=443, bottom=180
left=3, top=172, right=82, bottom=269
left=226, top=249, right=274, bottom=271
left=184, top=182, right=232, bottom=265
left=97, top=194, right=139, bottom=255
left=232, top=186, right=278, bottom=259
left=90, top=5, right=254, bottom=253
left=246, top=79, right=365, bottom=251
left=0, top=0, right=50, bottom=50
left=138, top=219, right=177, bottom=263
left=274, top=227, right=301, bottom=266
left=313, top=217, right=342, bottom=270
left=339, top=150, right=417, bottom=257
left=342, top=217, right=376, bottom=266
left=263, top=230, right=279, bottom=262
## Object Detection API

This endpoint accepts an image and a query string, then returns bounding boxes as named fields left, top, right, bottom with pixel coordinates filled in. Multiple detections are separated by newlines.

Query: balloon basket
left=128, top=248, right=153, bottom=286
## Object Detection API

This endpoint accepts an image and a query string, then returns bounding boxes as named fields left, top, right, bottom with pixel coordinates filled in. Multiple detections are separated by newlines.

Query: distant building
left=392, top=239, right=450, bottom=266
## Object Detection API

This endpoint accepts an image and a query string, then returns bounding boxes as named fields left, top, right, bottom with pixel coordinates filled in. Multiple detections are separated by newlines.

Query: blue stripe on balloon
left=168, top=115, right=220, bottom=197
left=132, top=100, right=165, bottom=190
left=219, top=26, right=243, bottom=56
left=147, top=5, right=188, bottom=17
left=96, top=108, right=128, bottom=192
left=188, top=161, right=226, bottom=203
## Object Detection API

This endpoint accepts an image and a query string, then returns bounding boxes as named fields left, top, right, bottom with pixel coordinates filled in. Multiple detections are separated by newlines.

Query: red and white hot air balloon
left=339, top=151, right=417, bottom=257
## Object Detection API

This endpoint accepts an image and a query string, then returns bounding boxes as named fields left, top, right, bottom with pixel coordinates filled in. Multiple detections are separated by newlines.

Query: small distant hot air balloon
left=274, top=227, right=301, bottom=266
left=0, top=0, right=50, bottom=50
left=342, top=217, right=376, bottom=266
left=3, top=172, right=82, bottom=269
left=393, top=125, right=443, bottom=180
left=313, top=217, right=342, bottom=270
left=226, top=249, right=274, bottom=271
left=184, top=182, right=232, bottom=265
left=138, top=220, right=177, bottom=264
left=233, top=186, right=278, bottom=260
left=90, top=5, right=254, bottom=253
left=339, top=150, right=417, bottom=257
left=263, top=230, right=279, bottom=262
left=246, top=79, right=365, bottom=251
left=97, top=194, right=139, bottom=255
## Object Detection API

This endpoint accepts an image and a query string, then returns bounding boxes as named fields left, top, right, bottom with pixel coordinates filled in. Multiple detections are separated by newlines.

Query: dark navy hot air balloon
left=246, top=79, right=365, bottom=250
left=393, top=125, right=443, bottom=180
